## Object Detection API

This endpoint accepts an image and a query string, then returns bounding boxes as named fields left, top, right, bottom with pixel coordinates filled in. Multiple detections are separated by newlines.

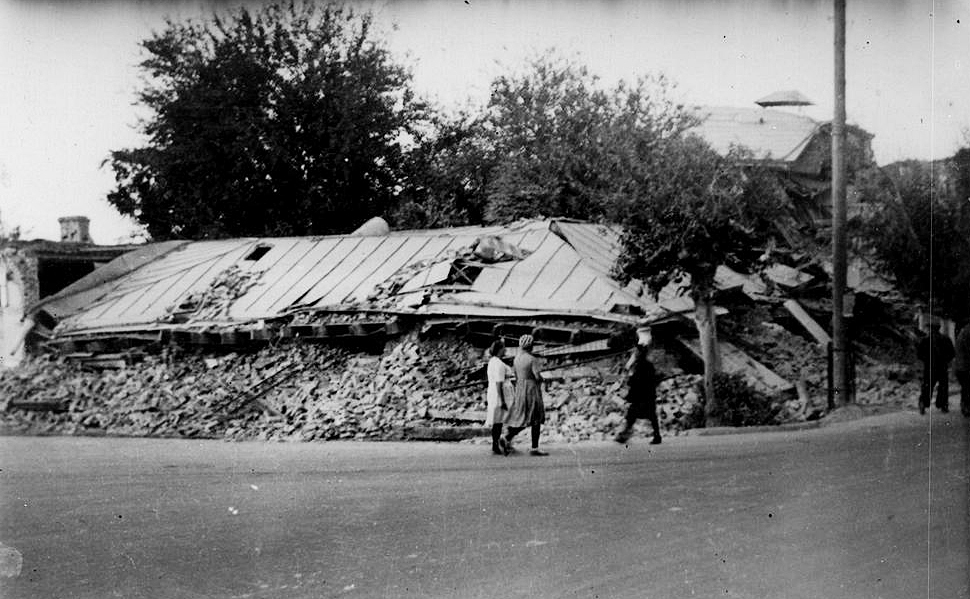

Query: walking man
left=615, top=324, right=662, bottom=445
left=917, top=319, right=955, bottom=414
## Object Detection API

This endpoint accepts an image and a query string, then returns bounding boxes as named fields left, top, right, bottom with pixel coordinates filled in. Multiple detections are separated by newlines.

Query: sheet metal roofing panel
left=232, top=238, right=332, bottom=316
left=521, top=251, right=582, bottom=300
left=114, top=240, right=249, bottom=289
left=398, top=258, right=452, bottom=294
left=691, top=106, right=819, bottom=162
left=297, top=236, right=382, bottom=307
left=487, top=230, right=562, bottom=298
left=315, top=236, right=409, bottom=304
left=465, top=229, right=645, bottom=312
left=550, top=221, right=622, bottom=277
left=502, top=222, right=550, bottom=253
left=33, top=240, right=190, bottom=318
left=128, top=242, right=252, bottom=318
left=303, top=232, right=480, bottom=309
left=337, top=236, right=433, bottom=303
left=260, top=237, right=370, bottom=311
left=57, top=240, right=253, bottom=332
left=53, top=218, right=674, bottom=334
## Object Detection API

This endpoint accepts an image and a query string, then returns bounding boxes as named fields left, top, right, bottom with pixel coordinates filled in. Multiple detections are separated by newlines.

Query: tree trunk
left=694, top=290, right=722, bottom=426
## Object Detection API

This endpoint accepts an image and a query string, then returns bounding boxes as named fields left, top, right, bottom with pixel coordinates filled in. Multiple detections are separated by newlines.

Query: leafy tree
left=613, top=137, right=788, bottom=425
left=389, top=110, right=496, bottom=229
left=853, top=153, right=970, bottom=322
left=106, top=1, right=425, bottom=240
left=477, top=53, right=695, bottom=224
left=389, top=52, right=697, bottom=230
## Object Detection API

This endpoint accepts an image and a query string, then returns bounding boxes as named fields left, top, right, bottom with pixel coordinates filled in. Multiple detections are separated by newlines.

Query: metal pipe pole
left=831, top=0, right=849, bottom=405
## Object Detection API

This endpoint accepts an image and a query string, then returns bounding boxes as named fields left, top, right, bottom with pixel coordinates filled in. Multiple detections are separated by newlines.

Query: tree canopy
left=611, top=137, right=789, bottom=424
left=388, top=53, right=697, bottom=229
left=481, top=54, right=695, bottom=224
left=853, top=153, right=970, bottom=322
left=106, top=1, right=424, bottom=240
left=612, top=139, right=787, bottom=296
left=388, top=110, right=495, bottom=229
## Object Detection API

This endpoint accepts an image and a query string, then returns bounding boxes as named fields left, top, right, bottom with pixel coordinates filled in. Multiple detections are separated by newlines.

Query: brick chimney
left=58, top=216, right=92, bottom=243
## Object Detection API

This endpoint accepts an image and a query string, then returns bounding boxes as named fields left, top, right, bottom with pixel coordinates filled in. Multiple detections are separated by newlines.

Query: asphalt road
left=0, top=410, right=967, bottom=599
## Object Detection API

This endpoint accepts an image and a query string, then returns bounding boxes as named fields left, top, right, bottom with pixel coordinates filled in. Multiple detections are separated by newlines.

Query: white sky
left=0, top=0, right=967, bottom=243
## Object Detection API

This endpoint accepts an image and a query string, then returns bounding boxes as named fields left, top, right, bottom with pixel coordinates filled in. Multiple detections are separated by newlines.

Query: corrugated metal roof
left=52, top=220, right=692, bottom=335
left=691, top=106, right=819, bottom=163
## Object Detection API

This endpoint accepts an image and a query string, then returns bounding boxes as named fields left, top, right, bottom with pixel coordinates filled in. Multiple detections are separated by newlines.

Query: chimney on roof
left=59, top=216, right=92, bottom=244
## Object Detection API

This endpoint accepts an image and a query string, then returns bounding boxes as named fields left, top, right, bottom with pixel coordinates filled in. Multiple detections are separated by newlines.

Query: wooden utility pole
left=831, top=0, right=850, bottom=405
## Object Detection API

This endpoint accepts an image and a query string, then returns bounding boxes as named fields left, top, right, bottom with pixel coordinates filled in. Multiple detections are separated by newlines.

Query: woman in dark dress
left=502, top=334, right=548, bottom=456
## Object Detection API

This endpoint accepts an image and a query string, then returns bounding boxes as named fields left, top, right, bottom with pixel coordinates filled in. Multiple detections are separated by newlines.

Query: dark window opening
left=37, top=259, right=96, bottom=298
left=245, top=245, right=272, bottom=261
left=447, top=261, right=483, bottom=285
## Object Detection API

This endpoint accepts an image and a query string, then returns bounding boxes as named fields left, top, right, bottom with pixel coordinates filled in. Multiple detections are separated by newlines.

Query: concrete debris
left=164, top=265, right=260, bottom=324
left=0, top=333, right=704, bottom=441
left=2, top=296, right=923, bottom=441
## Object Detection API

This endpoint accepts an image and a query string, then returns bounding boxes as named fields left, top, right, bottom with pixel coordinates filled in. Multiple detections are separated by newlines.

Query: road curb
left=679, top=405, right=927, bottom=437
left=682, top=420, right=823, bottom=436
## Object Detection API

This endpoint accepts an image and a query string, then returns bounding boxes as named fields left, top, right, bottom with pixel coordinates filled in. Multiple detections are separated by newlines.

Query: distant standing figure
left=953, top=322, right=970, bottom=417
left=917, top=320, right=955, bottom=414
left=485, top=339, right=512, bottom=455
left=615, top=325, right=662, bottom=445
left=502, top=335, right=548, bottom=456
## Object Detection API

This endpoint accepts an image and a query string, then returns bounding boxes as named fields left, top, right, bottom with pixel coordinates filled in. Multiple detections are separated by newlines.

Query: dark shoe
left=499, top=437, right=511, bottom=456
left=492, top=446, right=503, bottom=455
left=939, top=406, right=949, bottom=413
left=529, top=448, right=549, bottom=456
left=614, top=429, right=632, bottom=444
left=919, top=405, right=926, bottom=415
left=650, top=436, right=662, bottom=445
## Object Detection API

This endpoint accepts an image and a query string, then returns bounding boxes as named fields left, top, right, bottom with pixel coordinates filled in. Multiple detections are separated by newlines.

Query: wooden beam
left=784, top=299, right=831, bottom=346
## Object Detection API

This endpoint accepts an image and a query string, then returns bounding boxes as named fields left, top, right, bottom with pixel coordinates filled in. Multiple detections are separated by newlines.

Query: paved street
left=0, top=410, right=967, bottom=599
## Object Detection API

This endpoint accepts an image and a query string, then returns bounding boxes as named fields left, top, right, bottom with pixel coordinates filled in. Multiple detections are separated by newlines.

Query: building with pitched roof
left=691, top=94, right=875, bottom=232
left=28, top=219, right=699, bottom=346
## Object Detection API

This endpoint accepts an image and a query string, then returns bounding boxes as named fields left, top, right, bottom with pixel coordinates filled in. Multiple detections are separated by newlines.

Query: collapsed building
left=3, top=216, right=907, bottom=442
left=0, top=217, right=139, bottom=368
left=1, top=97, right=921, bottom=441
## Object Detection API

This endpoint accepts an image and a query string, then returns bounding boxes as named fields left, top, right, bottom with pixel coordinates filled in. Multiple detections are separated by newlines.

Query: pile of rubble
left=724, top=300, right=921, bottom=413
left=1, top=296, right=923, bottom=441
left=0, top=331, right=714, bottom=442
left=164, top=265, right=261, bottom=324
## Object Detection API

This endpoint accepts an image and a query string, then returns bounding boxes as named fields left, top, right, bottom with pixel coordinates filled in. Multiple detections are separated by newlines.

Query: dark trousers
left=956, top=371, right=970, bottom=416
left=919, top=370, right=949, bottom=411
left=623, top=401, right=661, bottom=439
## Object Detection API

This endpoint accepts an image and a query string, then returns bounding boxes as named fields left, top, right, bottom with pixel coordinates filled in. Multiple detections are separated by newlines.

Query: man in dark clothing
left=917, top=320, right=955, bottom=414
left=615, top=326, right=662, bottom=445
left=953, top=322, right=970, bottom=417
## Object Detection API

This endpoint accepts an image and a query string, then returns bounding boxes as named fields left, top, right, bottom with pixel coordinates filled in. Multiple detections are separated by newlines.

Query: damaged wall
left=1, top=248, right=38, bottom=368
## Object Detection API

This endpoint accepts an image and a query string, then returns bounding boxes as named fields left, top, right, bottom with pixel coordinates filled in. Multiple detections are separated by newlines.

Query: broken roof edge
left=28, top=240, right=192, bottom=317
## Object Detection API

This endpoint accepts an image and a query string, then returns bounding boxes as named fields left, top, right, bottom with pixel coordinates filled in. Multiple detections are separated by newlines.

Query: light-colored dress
left=485, top=356, right=512, bottom=426
left=505, top=351, right=545, bottom=428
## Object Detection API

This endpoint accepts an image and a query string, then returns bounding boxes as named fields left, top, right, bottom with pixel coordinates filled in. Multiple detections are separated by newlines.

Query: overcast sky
left=1, top=0, right=967, bottom=243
